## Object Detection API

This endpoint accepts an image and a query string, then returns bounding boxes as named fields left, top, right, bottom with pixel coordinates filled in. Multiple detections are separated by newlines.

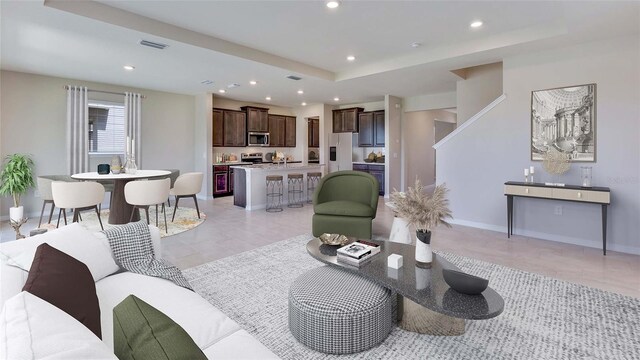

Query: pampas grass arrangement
left=390, top=179, right=452, bottom=234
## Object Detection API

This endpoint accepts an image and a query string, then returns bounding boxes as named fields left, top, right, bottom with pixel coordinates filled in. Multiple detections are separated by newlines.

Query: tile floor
left=2, top=195, right=638, bottom=298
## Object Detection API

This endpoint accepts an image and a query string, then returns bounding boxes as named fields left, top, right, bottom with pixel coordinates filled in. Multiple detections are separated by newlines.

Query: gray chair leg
left=172, top=197, right=181, bottom=222
left=162, top=203, right=168, bottom=233
left=48, top=202, right=55, bottom=224
left=56, top=208, right=62, bottom=229
left=129, top=206, right=137, bottom=223
left=192, top=195, right=201, bottom=219
left=144, top=207, right=150, bottom=225
left=38, top=202, right=46, bottom=228
left=155, top=204, right=159, bottom=227
left=95, top=206, right=104, bottom=230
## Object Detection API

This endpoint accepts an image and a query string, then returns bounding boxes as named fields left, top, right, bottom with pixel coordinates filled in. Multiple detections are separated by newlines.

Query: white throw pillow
left=0, top=223, right=119, bottom=282
left=0, top=291, right=117, bottom=360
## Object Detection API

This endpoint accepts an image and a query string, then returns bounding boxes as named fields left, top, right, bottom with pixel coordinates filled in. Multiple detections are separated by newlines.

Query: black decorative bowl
left=442, top=269, right=488, bottom=295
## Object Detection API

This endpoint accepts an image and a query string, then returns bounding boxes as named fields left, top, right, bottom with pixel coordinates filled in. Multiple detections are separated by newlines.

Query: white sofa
left=0, top=223, right=279, bottom=359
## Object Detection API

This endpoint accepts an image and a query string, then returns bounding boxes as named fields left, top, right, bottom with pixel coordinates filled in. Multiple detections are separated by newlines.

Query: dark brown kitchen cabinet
left=358, top=112, right=374, bottom=146
left=212, top=109, right=224, bottom=147
left=332, top=107, right=363, bottom=133
left=242, top=106, right=269, bottom=132
left=268, top=115, right=285, bottom=147
left=373, top=111, right=385, bottom=147
left=308, top=118, right=319, bottom=147
left=368, top=164, right=385, bottom=196
left=222, top=110, right=246, bottom=147
left=285, top=116, right=296, bottom=147
left=358, top=110, right=385, bottom=147
left=269, top=115, right=296, bottom=147
left=352, top=163, right=385, bottom=195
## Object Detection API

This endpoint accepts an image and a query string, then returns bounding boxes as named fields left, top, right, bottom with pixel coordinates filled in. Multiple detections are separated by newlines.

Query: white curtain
left=66, top=86, right=89, bottom=174
left=124, top=92, right=142, bottom=168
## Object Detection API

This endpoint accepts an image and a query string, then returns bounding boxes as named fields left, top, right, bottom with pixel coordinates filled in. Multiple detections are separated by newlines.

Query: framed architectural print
left=531, top=84, right=596, bottom=162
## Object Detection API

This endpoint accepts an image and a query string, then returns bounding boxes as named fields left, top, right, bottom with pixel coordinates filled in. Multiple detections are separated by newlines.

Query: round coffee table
left=72, top=170, right=170, bottom=224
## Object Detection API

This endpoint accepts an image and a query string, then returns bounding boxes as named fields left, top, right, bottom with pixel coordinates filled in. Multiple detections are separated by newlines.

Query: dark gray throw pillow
left=22, top=243, right=102, bottom=338
left=113, top=295, right=207, bottom=360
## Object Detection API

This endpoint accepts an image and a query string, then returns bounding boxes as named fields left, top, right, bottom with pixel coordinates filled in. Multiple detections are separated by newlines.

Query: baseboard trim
left=449, top=218, right=640, bottom=255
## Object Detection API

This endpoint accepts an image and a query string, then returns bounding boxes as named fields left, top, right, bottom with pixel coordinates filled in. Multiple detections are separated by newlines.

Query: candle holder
left=581, top=166, right=592, bottom=187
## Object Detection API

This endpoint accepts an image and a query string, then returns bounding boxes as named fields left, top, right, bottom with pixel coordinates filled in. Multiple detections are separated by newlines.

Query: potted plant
left=0, top=154, right=35, bottom=221
left=390, top=180, right=452, bottom=268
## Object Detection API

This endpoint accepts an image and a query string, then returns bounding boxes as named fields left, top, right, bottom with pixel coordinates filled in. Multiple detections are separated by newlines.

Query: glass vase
left=124, top=154, right=137, bottom=174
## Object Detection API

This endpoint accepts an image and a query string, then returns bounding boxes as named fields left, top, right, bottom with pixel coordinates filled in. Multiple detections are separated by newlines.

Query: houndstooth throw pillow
left=102, top=221, right=192, bottom=291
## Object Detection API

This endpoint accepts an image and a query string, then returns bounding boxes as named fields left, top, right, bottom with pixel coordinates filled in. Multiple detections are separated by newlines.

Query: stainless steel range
left=241, top=153, right=263, bottom=164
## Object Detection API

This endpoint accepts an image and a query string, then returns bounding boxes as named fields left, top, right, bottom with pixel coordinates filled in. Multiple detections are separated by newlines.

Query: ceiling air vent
left=139, top=40, right=169, bottom=50
left=286, top=75, right=302, bottom=81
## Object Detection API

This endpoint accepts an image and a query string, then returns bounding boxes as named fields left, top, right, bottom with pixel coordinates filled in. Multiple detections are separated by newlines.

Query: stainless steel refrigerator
left=328, top=133, right=353, bottom=173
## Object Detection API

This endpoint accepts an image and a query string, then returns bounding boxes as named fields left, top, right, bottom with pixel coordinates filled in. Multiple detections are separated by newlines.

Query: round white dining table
left=72, top=170, right=170, bottom=225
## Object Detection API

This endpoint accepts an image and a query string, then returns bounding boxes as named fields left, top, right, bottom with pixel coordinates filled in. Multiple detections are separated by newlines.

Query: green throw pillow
left=113, top=295, right=207, bottom=360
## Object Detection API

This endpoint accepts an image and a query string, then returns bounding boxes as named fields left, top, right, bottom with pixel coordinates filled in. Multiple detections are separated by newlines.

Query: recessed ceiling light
left=301, top=102, right=307, bottom=106
left=265, top=96, right=271, bottom=101
left=218, top=89, right=226, bottom=93
left=297, top=90, right=304, bottom=94
left=346, top=55, right=356, bottom=61
left=333, top=97, right=340, bottom=101
left=470, top=20, right=483, bottom=28
left=227, top=83, right=240, bottom=89
left=410, top=42, right=422, bottom=48
left=249, top=80, right=257, bottom=85
left=123, top=65, right=135, bottom=71
left=326, top=1, right=339, bottom=9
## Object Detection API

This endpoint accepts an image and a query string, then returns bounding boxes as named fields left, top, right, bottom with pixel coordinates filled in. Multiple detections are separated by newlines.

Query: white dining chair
left=124, top=178, right=170, bottom=232
left=52, top=181, right=105, bottom=230
left=170, top=172, right=203, bottom=222
left=37, top=175, right=78, bottom=227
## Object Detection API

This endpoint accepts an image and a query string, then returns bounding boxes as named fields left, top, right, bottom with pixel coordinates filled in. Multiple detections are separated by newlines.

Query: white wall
left=456, top=62, right=503, bottom=125
left=404, top=109, right=457, bottom=188
left=194, top=94, right=213, bottom=198
left=436, top=35, right=640, bottom=254
left=0, top=70, right=196, bottom=218
left=385, top=95, right=402, bottom=196
left=403, top=91, right=456, bottom=113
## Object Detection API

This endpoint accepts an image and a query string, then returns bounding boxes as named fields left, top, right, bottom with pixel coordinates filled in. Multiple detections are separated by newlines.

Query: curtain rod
left=63, top=85, right=146, bottom=99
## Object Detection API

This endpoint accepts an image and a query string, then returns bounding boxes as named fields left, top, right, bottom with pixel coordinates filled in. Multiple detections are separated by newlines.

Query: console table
left=504, top=181, right=611, bottom=255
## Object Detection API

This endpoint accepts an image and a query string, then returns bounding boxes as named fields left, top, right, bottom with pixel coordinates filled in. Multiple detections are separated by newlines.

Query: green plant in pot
left=390, top=180, right=452, bottom=268
left=0, top=154, right=35, bottom=222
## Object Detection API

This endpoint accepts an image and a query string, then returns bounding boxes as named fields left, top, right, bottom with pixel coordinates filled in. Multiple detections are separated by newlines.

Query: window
left=88, top=101, right=125, bottom=154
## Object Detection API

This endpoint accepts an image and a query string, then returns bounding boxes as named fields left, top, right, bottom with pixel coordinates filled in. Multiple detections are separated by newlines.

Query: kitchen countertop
left=352, top=161, right=386, bottom=165
left=231, top=163, right=325, bottom=172
left=213, top=161, right=252, bottom=166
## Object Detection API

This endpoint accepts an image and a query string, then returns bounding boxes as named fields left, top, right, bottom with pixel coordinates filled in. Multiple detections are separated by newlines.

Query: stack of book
left=336, top=240, right=381, bottom=267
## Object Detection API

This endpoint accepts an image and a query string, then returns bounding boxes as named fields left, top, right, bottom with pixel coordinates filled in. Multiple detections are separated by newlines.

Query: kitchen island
left=231, top=163, right=325, bottom=210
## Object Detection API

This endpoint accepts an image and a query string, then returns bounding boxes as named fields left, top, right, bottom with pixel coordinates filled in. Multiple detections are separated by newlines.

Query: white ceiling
left=1, top=1, right=638, bottom=108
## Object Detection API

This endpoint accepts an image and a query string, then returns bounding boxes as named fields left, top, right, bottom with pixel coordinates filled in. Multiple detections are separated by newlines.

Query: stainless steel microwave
left=248, top=132, right=270, bottom=147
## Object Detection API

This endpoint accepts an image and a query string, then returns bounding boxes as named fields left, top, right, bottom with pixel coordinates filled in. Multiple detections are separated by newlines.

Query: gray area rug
left=183, top=235, right=640, bottom=360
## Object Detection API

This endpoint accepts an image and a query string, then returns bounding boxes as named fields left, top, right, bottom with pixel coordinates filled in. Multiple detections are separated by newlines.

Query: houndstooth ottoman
left=288, top=265, right=394, bottom=354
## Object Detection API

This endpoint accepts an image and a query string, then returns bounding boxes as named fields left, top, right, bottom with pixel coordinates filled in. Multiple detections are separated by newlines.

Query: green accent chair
left=312, top=170, right=379, bottom=239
